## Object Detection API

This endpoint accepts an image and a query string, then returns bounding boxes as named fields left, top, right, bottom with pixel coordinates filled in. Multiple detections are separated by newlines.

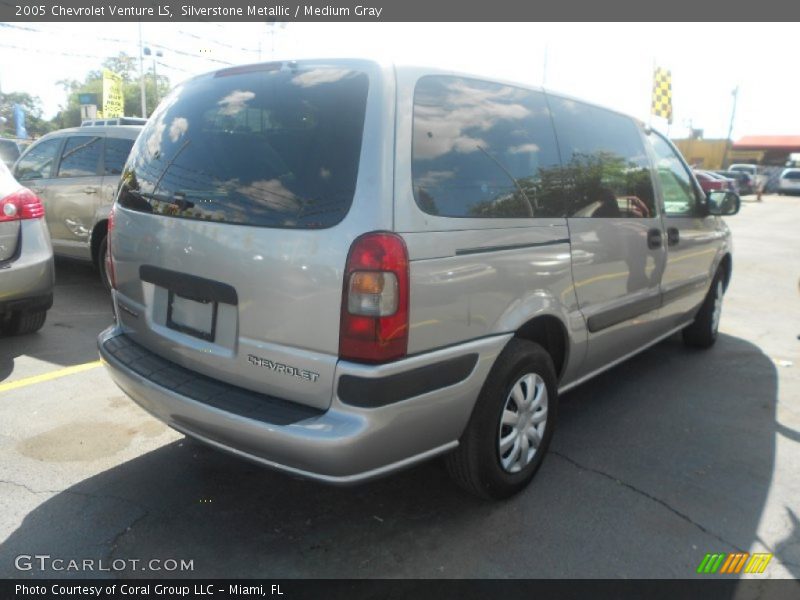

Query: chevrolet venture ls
left=99, top=60, right=739, bottom=498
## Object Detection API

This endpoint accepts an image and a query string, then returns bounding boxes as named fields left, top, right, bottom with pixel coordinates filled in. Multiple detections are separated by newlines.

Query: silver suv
left=98, top=60, right=739, bottom=498
left=0, top=160, right=54, bottom=335
left=13, top=125, right=142, bottom=288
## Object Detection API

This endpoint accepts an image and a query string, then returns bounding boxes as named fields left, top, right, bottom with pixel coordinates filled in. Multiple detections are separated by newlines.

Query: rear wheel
left=1, top=310, right=47, bottom=336
left=683, top=271, right=725, bottom=348
left=445, top=339, right=558, bottom=499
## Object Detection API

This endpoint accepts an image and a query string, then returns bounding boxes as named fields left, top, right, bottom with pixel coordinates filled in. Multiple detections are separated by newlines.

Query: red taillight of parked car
left=0, top=188, right=45, bottom=222
left=339, top=232, right=409, bottom=363
left=106, top=204, right=117, bottom=289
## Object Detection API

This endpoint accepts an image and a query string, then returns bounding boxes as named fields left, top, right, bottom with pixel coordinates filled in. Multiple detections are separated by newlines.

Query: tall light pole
left=721, top=86, right=739, bottom=169
left=143, top=47, right=163, bottom=109
left=138, top=23, right=147, bottom=118
left=542, top=43, right=548, bottom=87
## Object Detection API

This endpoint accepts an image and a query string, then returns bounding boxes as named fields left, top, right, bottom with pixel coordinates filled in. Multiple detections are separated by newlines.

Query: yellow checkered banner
left=651, top=66, right=673, bottom=124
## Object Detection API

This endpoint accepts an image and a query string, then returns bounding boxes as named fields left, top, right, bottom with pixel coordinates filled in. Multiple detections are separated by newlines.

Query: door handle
left=84, top=186, right=98, bottom=194
left=667, top=227, right=680, bottom=246
left=647, top=228, right=663, bottom=249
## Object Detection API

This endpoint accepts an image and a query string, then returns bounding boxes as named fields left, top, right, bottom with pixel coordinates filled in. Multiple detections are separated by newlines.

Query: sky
left=0, top=21, right=798, bottom=140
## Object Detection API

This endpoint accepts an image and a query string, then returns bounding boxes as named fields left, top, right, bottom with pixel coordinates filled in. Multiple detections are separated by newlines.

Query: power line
left=176, top=29, right=260, bottom=54
left=0, top=23, right=235, bottom=66
left=0, top=42, right=108, bottom=61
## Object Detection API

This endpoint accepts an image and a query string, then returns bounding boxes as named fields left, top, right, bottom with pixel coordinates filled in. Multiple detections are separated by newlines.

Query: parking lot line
left=0, top=360, right=103, bottom=394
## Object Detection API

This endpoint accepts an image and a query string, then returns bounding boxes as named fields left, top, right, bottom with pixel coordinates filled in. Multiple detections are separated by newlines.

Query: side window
left=549, top=96, right=656, bottom=218
left=104, top=137, right=135, bottom=175
left=648, top=133, right=701, bottom=217
left=14, top=138, right=61, bottom=181
left=412, top=76, right=563, bottom=218
left=57, top=136, right=102, bottom=178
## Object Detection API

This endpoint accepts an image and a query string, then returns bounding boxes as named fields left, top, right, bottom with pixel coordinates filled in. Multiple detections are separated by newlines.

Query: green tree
left=54, top=52, right=170, bottom=128
left=0, top=91, right=56, bottom=138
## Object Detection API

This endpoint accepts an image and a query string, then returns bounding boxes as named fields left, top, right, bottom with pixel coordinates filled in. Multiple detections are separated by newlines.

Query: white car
left=778, top=168, right=800, bottom=195
left=729, top=163, right=763, bottom=191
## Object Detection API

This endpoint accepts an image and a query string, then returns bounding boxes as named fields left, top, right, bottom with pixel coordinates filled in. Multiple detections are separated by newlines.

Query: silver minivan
left=14, top=125, right=142, bottom=288
left=99, top=60, right=739, bottom=498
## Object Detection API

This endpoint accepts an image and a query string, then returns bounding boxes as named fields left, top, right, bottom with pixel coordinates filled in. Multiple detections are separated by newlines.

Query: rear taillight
left=106, top=205, right=117, bottom=289
left=339, top=232, right=409, bottom=363
left=0, top=188, right=45, bottom=222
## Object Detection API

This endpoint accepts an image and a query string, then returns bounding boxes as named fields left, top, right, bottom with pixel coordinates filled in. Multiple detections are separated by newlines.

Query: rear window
left=782, top=170, right=800, bottom=180
left=118, top=65, right=369, bottom=229
left=0, top=140, right=20, bottom=165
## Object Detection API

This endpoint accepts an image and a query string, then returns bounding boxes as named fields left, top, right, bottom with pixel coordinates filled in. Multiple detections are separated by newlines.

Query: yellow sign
left=102, top=69, right=124, bottom=118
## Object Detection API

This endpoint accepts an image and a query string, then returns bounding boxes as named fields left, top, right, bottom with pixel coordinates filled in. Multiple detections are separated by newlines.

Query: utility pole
left=721, top=86, right=739, bottom=169
left=144, top=47, right=163, bottom=108
left=541, top=44, right=548, bottom=87
left=138, top=22, right=147, bottom=118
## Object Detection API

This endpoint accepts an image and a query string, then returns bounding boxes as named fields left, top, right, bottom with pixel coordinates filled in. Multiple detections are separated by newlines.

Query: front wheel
left=683, top=272, right=725, bottom=348
left=445, top=339, right=558, bottom=499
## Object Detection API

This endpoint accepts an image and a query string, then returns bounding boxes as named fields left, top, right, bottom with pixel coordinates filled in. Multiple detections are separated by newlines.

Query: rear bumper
left=98, top=326, right=510, bottom=484
left=0, top=292, right=53, bottom=315
left=0, top=220, right=54, bottom=314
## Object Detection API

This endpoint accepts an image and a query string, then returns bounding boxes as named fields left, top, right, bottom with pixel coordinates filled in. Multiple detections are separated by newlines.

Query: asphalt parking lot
left=1, top=195, right=799, bottom=580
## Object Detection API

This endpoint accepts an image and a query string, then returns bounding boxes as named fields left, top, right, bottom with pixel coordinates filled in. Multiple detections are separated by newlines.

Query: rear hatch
left=112, top=60, right=379, bottom=410
left=0, top=163, right=21, bottom=262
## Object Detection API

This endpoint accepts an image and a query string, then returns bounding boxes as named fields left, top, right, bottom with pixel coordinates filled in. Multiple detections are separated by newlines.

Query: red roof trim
left=733, top=135, right=800, bottom=150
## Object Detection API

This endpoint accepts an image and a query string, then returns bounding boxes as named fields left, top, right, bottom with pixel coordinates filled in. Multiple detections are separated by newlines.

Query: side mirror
left=707, top=190, right=740, bottom=216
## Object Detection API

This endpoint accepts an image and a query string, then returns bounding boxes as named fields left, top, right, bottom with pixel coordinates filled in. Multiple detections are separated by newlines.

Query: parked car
left=777, top=168, right=800, bottom=195
left=0, top=160, right=54, bottom=335
left=0, top=138, right=21, bottom=169
left=694, top=170, right=736, bottom=193
left=728, top=163, right=758, bottom=179
left=99, top=60, right=739, bottom=499
left=81, top=117, right=147, bottom=127
left=715, top=170, right=755, bottom=195
left=12, top=125, right=142, bottom=288
left=729, top=163, right=766, bottom=191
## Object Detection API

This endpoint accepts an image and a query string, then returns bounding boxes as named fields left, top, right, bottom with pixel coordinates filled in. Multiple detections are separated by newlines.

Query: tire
left=97, top=234, right=112, bottom=292
left=2, top=310, right=47, bottom=336
left=445, top=338, right=558, bottom=499
left=683, top=271, right=725, bottom=348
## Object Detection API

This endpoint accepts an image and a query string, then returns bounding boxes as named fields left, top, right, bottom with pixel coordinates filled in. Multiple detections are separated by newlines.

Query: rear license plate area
left=166, top=292, right=217, bottom=342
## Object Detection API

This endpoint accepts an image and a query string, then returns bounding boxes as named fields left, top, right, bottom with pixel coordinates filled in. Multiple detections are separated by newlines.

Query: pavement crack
left=107, top=508, right=149, bottom=561
left=0, top=478, right=151, bottom=517
left=550, top=450, right=744, bottom=552
left=0, top=478, right=55, bottom=495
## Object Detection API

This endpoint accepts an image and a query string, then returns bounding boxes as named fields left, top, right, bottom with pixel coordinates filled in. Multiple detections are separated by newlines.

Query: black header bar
left=2, top=0, right=800, bottom=21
